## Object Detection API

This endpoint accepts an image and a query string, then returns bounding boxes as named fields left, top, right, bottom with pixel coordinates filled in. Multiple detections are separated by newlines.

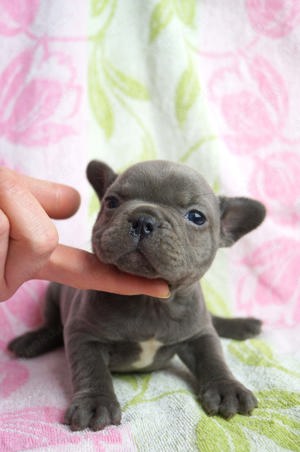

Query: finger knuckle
left=0, top=167, right=18, bottom=192
left=30, top=225, right=59, bottom=257
left=0, top=209, right=9, bottom=236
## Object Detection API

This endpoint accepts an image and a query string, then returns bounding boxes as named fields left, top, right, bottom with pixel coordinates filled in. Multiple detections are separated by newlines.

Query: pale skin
left=0, top=167, right=169, bottom=302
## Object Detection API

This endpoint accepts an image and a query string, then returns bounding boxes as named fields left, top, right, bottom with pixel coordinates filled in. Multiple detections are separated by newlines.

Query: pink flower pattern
left=246, top=0, right=300, bottom=38
left=0, top=406, right=135, bottom=451
left=209, top=56, right=288, bottom=154
left=0, top=45, right=81, bottom=146
left=0, top=0, right=39, bottom=36
left=200, top=0, right=300, bottom=331
left=250, top=152, right=300, bottom=226
left=4, top=281, right=47, bottom=331
left=0, top=341, right=28, bottom=399
left=236, top=239, right=300, bottom=326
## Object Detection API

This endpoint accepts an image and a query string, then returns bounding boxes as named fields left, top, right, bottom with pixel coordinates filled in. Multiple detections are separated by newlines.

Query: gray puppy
left=9, top=160, right=265, bottom=431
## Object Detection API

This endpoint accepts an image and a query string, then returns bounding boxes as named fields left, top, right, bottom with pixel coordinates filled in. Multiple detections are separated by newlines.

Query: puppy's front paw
left=65, top=394, right=121, bottom=431
left=199, top=379, right=257, bottom=419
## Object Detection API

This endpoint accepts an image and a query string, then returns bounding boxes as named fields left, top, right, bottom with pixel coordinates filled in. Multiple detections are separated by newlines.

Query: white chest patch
left=132, top=338, right=163, bottom=369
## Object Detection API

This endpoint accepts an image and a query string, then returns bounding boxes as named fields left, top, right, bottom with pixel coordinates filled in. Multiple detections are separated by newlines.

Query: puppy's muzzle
left=128, top=214, right=156, bottom=241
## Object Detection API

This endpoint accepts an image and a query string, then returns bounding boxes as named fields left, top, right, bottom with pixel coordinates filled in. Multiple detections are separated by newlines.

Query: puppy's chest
left=132, top=337, right=163, bottom=369
left=109, top=336, right=177, bottom=372
left=87, top=294, right=203, bottom=371
left=107, top=308, right=200, bottom=371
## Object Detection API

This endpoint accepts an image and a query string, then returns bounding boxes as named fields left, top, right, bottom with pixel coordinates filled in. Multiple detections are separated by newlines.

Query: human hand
left=0, top=168, right=169, bottom=301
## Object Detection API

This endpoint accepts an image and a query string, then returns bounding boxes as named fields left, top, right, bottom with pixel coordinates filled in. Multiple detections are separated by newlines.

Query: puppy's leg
left=177, top=332, right=257, bottom=419
left=212, top=315, right=262, bottom=340
left=8, top=283, right=63, bottom=357
left=64, top=333, right=121, bottom=431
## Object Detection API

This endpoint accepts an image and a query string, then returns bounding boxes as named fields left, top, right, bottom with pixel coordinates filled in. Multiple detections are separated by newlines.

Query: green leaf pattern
left=88, top=0, right=205, bottom=166
left=175, top=0, right=196, bottom=27
left=229, top=339, right=300, bottom=378
left=176, top=60, right=200, bottom=126
left=149, top=0, right=196, bottom=42
left=91, top=0, right=110, bottom=16
left=149, top=0, right=174, bottom=43
left=104, top=62, right=150, bottom=100
left=88, top=57, right=114, bottom=139
left=197, top=393, right=300, bottom=452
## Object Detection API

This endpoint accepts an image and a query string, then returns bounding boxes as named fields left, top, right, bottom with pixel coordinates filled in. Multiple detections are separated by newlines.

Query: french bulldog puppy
left=9, top=160, right=265, bottom=431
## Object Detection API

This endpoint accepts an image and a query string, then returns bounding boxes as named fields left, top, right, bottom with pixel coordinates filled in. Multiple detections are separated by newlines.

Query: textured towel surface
left=0, top=1, right=299, bottom=451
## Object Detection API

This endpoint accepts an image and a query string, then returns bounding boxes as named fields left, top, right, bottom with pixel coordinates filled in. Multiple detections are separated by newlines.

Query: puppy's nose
left=129, top=215, right=156, bottom=239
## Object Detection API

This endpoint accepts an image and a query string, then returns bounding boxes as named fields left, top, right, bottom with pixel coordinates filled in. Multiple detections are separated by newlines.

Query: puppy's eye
left=185, top=209, right=207, bottom=226
left=104, top=196, right=119, bottom=209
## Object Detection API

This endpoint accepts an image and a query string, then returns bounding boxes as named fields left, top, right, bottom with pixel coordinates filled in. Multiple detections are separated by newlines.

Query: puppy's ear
left=86, top=160, right=118, bottom=200
left=219, top=197, right=266, bottom=247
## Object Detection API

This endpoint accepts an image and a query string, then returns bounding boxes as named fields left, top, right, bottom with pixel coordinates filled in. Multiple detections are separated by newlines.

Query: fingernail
left=160, top=289, right=171, bottom=299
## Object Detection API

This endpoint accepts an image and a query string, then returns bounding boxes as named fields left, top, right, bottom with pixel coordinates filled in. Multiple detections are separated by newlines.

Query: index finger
left=0, top=168, right=81, bottom=219
left=37, top=244, right=170, bottom=298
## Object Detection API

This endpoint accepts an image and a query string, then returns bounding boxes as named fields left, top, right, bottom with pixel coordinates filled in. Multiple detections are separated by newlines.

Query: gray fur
left=9, top=160, right=266, bottom=431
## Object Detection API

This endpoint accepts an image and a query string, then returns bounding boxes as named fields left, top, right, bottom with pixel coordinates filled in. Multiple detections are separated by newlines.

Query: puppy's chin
left=115, top=251, right=158, bottom=279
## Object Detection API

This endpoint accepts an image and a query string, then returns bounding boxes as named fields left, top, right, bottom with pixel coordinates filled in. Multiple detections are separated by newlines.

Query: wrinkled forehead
left=109, top=161, right=217, bottom=208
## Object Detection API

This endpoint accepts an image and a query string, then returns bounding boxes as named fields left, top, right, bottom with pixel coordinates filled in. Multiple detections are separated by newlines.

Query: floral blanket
left=0, top=1, right=299, bottom=451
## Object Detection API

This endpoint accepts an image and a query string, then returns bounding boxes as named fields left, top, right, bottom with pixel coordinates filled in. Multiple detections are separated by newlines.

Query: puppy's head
left=87, top=160, right=265, bottom=288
